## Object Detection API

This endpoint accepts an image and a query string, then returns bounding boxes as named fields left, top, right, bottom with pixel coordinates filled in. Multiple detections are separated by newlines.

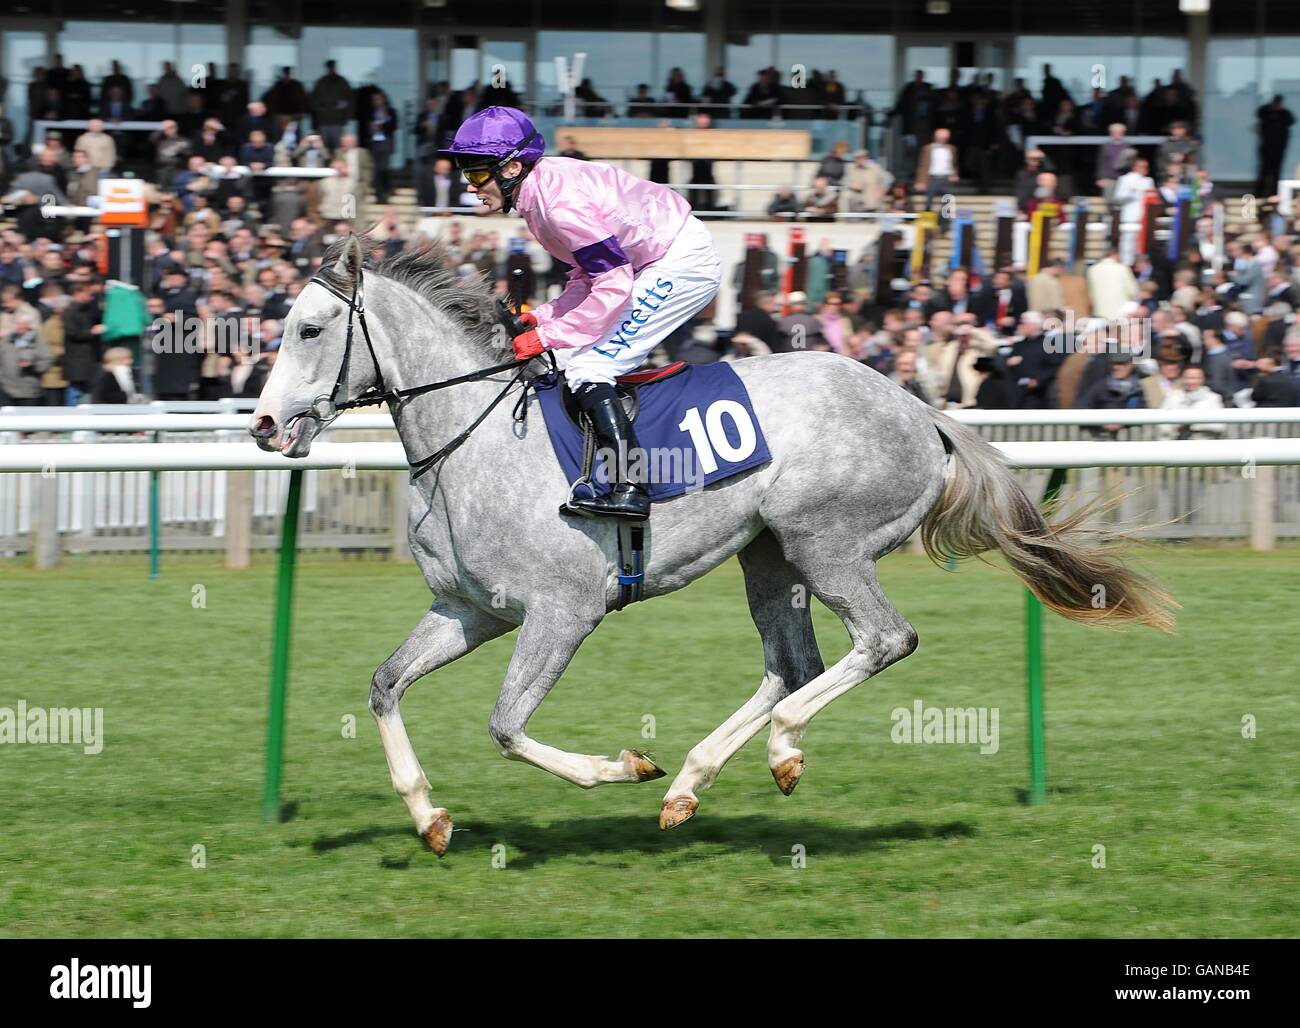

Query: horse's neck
left=372, top=278, right=501, bottom=388
left=370, top=278, right=518, bottom=472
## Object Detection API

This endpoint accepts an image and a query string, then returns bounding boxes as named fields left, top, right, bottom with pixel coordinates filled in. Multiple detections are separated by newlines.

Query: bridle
left=284, top=269, right=547, bottom=480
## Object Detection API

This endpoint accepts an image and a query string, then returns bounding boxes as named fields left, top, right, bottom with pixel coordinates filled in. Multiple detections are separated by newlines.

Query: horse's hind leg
left=660, top=529, right=825, bottom=828
left=370, top=599, right=509, bottom=855
left=765, top=558, right=918, bottom=794
left=489, top=611, right=668, bottom=788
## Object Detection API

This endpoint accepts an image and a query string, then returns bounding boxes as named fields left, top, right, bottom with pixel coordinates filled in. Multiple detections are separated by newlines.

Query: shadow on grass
left=310, top=815, right=974, bottom=870
left=1012, top=785, right=1080, bottom=805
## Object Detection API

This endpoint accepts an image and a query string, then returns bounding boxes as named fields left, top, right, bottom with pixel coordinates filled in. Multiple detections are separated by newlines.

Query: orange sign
left=99, top=179, right=149, bottom=227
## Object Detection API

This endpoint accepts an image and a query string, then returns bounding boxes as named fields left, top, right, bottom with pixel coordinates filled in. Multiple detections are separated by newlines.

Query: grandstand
left=2, top=1, right=1299, bottom=421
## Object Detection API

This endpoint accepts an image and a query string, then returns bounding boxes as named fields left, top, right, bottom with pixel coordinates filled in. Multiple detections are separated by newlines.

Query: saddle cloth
left=533, top=361, right=772, bottom=501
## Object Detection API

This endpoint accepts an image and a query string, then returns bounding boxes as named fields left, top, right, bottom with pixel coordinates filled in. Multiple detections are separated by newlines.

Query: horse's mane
left=317, top=233, right=506, bottom=354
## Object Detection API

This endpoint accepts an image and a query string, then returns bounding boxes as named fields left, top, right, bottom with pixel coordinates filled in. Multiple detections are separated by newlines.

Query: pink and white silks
left=515, top=156, right=723, bottom=389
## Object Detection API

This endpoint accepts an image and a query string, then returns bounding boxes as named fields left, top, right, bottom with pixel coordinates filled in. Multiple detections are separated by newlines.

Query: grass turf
left=1, top=546, right=1297, bottom=937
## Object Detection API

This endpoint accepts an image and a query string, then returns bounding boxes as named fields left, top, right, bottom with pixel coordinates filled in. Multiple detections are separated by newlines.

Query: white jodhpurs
left=561, top=216, right=723, bottom=390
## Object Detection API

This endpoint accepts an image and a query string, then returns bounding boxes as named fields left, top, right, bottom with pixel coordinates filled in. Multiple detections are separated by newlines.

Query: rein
left=288, top=271, right=548, bottom=481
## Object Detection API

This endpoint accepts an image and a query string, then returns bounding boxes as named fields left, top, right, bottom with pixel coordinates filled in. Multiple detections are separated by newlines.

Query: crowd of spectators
left=1, top=54, right=1299, bottom=417
left=703, top=237, right=1300, bottom=421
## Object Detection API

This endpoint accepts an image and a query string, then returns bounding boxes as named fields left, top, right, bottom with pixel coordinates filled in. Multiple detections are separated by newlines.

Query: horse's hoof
left=620, top=748, right=667, bottom=782
left=659, top=795, right=699, bottom=830
left=772, top=752, right=805, bottom=796
left=419, top=809, right=453, bottom=856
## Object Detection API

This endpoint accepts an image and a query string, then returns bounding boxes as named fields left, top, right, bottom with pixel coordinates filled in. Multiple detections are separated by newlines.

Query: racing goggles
left=455, top=129, right=540, bottom=188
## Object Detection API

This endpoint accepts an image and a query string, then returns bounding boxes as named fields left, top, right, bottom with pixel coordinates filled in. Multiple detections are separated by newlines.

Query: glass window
left=726, top=34, right=777, bottom=101
left=179, top=24, right=229, bottom=94
left=1262, top=37, right=1300, bottom=185
left=298, top=28, right=419, bottom=163
left=245, top=27, right=301, bottom=103
left=1135, top=38, right=1190, bottom=100
left=3, top=30, right=48, bottom=142
left=60, top=21, right=179, bottom=110
left=1015, top=37, right=1139, bottom=108
left=535, top=31, right=653, bottom=111
left=480, top=39, right=529, bottom=97
left=902, top=46, right=951, bottom=98
left=654, top=33, right=707, bottom=104
left=776, top=34, right=894, bottom=108
left=1204, top=38, right=1260, bottom=181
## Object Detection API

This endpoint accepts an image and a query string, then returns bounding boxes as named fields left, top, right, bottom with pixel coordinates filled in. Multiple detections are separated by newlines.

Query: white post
left=390, top=472, right=412, bottom=562
left=1250, top=465, right=1276, bottom=552
left=225, top=470, right=253, bottom=568
left=33, top=473, right=62, bottom=569
left=1012, top=221, right=1031, bottom=269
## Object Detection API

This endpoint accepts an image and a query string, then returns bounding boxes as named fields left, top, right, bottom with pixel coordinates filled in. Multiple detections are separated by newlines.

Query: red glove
left=512, top=329, right=545, bottom=361
left=518, top=311, right=537, bottom=328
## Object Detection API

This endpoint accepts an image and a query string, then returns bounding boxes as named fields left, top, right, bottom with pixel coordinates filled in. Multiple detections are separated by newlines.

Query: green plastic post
left=262, top=470, right=303, bottom=822
left=1024, top=466, right=1067, bottom=806
left=148, top=432, right=160, bottom=579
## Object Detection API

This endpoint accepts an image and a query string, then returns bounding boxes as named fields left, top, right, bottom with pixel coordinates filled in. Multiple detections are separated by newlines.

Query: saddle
left=556, top=362, right=687, bottom=612
left=558, top=360, right=689, bottom=428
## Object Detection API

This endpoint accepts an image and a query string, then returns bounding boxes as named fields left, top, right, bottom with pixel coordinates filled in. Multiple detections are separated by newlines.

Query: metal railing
left=3, top=408, right=1300, bottom=557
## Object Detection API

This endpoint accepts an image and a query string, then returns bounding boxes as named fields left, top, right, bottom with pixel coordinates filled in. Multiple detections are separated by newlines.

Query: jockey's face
left=464, top=159, right=523, bottom=213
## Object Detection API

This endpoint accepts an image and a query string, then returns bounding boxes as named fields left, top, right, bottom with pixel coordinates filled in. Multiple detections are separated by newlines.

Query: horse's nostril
left=251, top=415, right=277, bottom=440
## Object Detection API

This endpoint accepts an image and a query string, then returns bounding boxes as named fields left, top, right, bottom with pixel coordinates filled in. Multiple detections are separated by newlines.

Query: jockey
left=438, top=106, right=723, bottom=519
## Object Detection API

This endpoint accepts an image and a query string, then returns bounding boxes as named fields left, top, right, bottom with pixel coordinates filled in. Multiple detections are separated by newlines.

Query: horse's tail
left=919, top=408, right=1178, bottom=633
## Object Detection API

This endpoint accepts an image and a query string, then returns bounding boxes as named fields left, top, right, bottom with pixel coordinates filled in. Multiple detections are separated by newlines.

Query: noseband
left=283, top=269, right=548, bottom=480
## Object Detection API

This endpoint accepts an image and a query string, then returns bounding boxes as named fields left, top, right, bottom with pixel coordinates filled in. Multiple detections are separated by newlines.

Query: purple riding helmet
left=438, top=106, right=546, bottom=212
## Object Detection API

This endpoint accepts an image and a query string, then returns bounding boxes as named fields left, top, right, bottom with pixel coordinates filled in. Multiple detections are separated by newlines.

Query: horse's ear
left=332, top=235, right=363, bottom=284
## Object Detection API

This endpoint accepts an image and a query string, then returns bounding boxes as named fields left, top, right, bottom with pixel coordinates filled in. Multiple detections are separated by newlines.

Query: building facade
left=2, top=0, right=1299, bottom=182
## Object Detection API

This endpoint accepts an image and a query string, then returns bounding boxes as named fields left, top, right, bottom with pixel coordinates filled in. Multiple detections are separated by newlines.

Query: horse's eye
left=300, top=325, right=320, bottom=340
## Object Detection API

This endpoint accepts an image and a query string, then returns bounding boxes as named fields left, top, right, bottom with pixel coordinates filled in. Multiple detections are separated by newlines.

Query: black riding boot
left=564, top=384, right=651, bottom=520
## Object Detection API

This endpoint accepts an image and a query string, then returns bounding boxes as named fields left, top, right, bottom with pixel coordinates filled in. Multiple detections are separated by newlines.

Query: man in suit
left=734, top=291, right=780, bottom=352
left=1251, top=353, right=1300, bottom=407
left=1199, top=327, right=1236, bottom=401
left=923, top=320, right=999, bottom=408
left=972, top=268, right=1027, bottom=332
left=334, top=133, right=373, bottom=204
left=914, top=127, right=958, bottom=216
left=775, top=292, right=825, bottom=352
left=59, top=281, right=103, bottom=406
left=309, top=60, right=353, bottom=151
left=890, top=349, right=933, bottom=404
left=1087, top=248, right=1140, bottom=320
left=1263, top=270, right=1296, bottom=311
left=1282, top=333, right=1300, bottom=382
left=1027, top=258, right=1066, bottom=315
left=1227, top=241, right=1265, bottom=314
left=1094, top=123, right=1135, bottom=201
left=1003, top=311, right=1059, bottom=408
left=99, top=61, right=134, bottom=111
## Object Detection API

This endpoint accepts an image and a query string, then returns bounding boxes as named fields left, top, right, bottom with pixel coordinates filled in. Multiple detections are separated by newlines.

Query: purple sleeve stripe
left=572, top=235, right=630, bottom=277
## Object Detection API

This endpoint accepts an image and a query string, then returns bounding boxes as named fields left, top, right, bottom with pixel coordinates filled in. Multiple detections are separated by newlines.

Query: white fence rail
left=3, top=438, right=1300, bottom=473
left=3, top=411, right=1300, bottom=557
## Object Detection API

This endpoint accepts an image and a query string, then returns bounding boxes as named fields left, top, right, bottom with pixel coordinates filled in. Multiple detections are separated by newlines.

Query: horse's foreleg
left=660, top=529, right=825, bottom=828
left=489, top=612, right=666, bottom=788
left=369, top=599, right=509, bottom=855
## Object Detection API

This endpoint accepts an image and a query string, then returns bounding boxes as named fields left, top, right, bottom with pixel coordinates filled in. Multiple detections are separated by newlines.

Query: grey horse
left=250, top=236, right=1175, bottom=855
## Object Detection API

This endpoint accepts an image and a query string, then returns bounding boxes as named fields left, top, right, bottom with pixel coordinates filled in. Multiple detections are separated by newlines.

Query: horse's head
left=250, top=236, right=375, bottom=457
